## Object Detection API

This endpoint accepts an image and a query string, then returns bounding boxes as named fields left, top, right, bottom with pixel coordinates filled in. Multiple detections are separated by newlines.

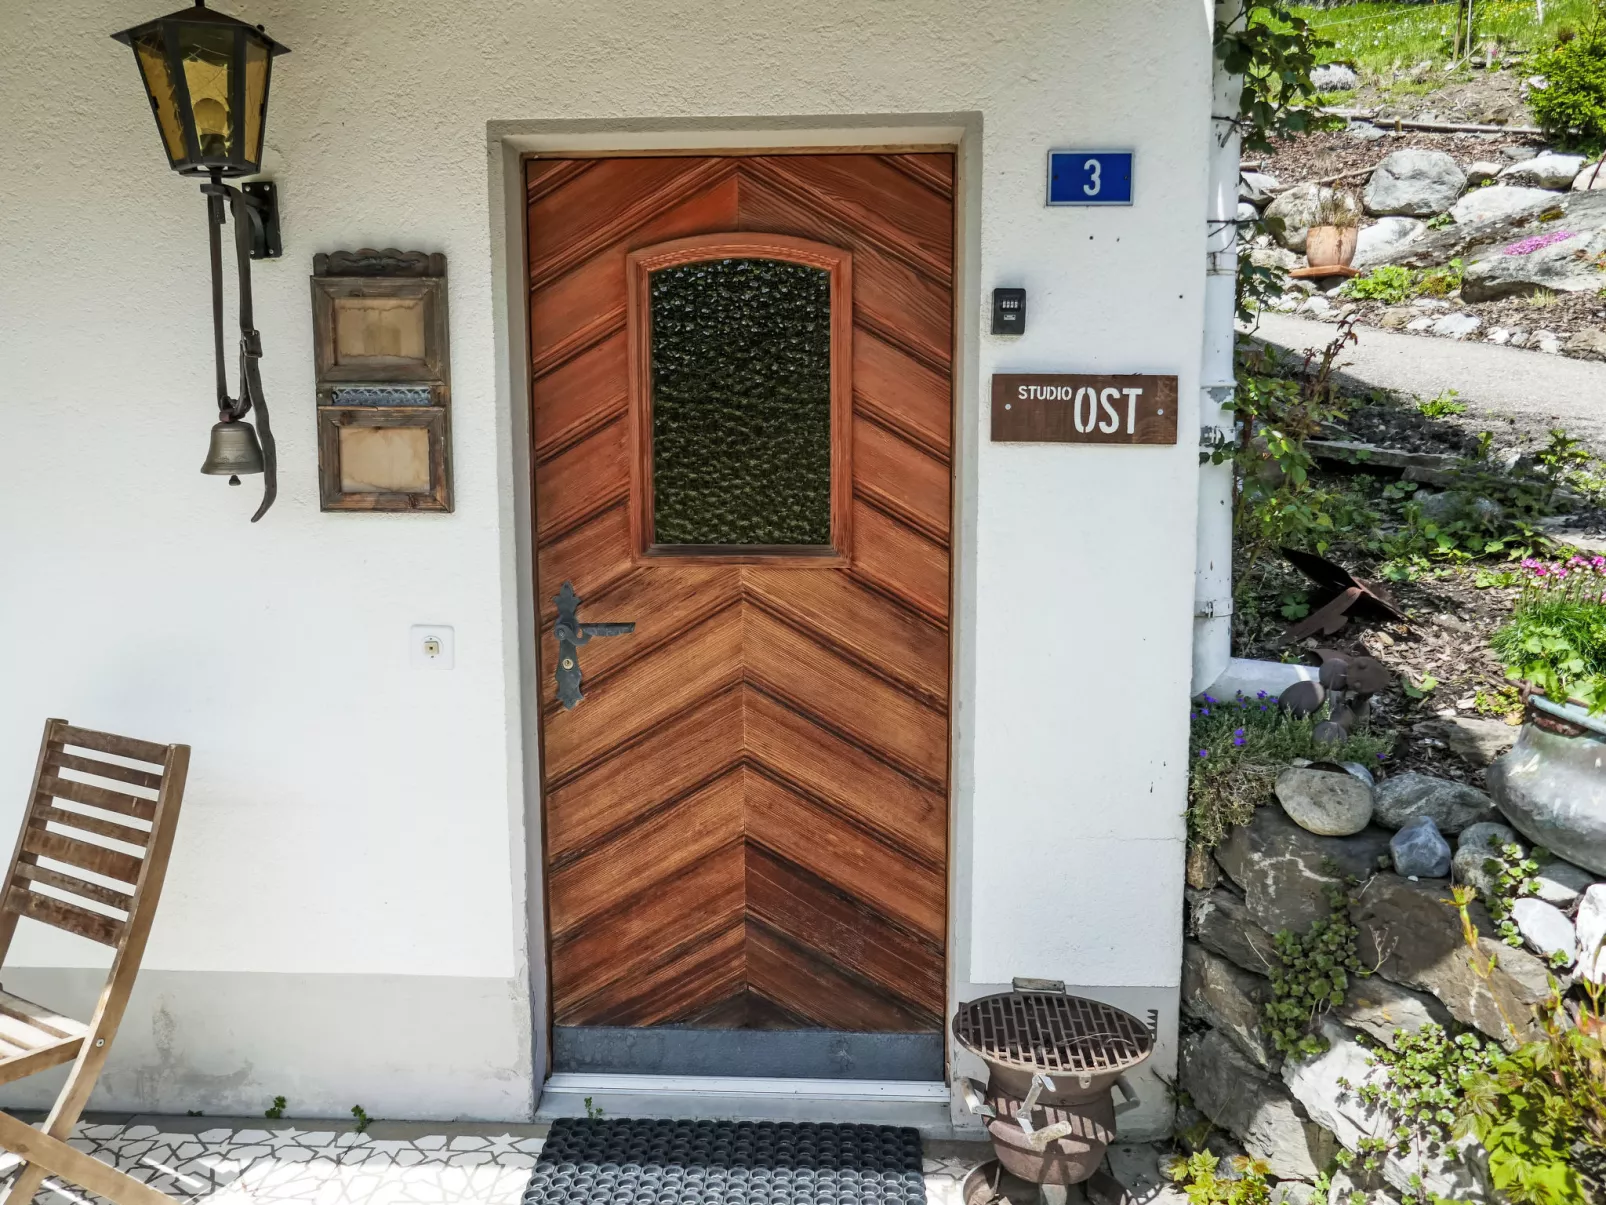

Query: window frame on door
left=624, top=232, right=854, bottom=567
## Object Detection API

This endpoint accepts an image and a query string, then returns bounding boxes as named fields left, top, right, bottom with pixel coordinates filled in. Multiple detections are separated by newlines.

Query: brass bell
left=200, top=419, right=264, bottom=485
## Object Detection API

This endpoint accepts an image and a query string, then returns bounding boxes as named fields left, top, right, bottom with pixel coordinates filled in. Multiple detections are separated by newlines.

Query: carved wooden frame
left=311, top=249, right=453, bottom=512
left=624, top=233, right=853, bottom=567
left=316, top=406, right=452, bottom=513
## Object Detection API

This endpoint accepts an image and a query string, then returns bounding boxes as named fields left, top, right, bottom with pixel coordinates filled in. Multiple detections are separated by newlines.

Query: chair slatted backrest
left=0, top=719, right=187, bottom=961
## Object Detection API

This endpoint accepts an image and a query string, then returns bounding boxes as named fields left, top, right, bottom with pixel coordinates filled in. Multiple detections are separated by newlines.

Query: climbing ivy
left=1479, top=838, right=1545, bottom=950
left=1263, top=889, right=1368, bottom=1057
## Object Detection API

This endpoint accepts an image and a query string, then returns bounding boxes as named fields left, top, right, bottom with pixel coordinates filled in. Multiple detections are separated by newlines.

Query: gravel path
left=1247, top=312, right=1606, bottom=454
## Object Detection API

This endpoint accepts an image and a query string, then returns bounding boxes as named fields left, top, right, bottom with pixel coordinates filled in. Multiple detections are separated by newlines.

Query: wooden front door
left=527, top=153, right=953, bottom=1070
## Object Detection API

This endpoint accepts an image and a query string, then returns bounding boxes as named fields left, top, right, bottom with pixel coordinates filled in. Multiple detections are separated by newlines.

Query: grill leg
left=1038, top=1185, right=1070, bottom=1205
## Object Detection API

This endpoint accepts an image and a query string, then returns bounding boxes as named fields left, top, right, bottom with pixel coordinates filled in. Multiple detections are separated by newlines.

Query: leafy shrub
left=1340, top=1024, right=1498, bottom=1173
left=1489, top=556, right=1606, bottom=712
left=1531, top=11, right=1606, bottom=152
left=1164, top=1150, right=1273, bottom=1205
left=1345, top=265, right=1415, bottom=304
left=1188, top=692, right=1392, bottom=852
left=1264, top=891, right=1367, bottom=1057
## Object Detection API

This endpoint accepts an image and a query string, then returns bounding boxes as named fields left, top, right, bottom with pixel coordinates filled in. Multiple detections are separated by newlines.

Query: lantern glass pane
left=178, top=25, right=235, bottom=161
left=133, top=32, right=186, bottom=161
left=243, top=37, right=269, bottom=163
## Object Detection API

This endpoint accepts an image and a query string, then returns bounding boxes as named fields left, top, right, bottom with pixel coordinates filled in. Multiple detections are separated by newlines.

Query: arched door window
left=626, top=234, right=853, bottom=563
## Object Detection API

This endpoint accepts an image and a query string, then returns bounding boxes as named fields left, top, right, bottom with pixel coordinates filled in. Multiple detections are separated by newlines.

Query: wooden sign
left=991, top=374, right=1178, bottom=445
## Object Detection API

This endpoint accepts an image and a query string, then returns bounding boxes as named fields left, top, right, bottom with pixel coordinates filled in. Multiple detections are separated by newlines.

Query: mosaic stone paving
left=0, top=1122, right=983, bottom=1205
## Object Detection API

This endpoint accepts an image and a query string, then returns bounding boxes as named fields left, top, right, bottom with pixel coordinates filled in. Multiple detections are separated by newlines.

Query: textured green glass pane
left=650, top=258, right=832, bottom=546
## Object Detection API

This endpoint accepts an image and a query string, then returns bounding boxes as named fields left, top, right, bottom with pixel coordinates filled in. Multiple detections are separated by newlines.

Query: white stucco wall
left=0, top=0, right=1209, bottom=1123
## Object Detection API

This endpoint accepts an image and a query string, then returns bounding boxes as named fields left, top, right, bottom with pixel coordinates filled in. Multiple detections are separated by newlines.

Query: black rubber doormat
left=523, top=1118, right=927, bottom=1205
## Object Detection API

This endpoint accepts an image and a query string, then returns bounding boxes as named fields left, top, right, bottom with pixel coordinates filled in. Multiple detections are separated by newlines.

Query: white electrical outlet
left=410, top=625, right=455, bottom=669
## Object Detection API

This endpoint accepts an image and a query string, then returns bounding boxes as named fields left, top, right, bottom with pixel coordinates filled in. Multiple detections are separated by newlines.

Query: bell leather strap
left=228, top=187, right=276, bottom=522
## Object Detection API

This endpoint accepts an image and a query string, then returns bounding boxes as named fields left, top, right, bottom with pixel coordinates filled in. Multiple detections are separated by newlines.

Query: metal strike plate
left=553, top=581, right=635, bottom=710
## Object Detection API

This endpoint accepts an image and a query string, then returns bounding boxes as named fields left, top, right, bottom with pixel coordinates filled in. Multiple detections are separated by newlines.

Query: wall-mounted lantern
left=112, top=2, right=289, bottom=521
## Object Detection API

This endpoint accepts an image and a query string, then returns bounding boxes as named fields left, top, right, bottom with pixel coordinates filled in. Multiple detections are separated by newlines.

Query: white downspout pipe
left=1193, top=0, right=1241, bottom=696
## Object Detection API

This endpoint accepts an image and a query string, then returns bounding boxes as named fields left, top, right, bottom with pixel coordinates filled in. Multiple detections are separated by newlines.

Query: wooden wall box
left=311, top=249, right=453, bottom=511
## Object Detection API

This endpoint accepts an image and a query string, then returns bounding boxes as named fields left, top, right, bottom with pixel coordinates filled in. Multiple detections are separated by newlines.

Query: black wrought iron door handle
left=553, top=581, right=635, bottom=710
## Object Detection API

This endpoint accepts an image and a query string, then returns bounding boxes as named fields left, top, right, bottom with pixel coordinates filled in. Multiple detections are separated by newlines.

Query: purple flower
left=1256, top=690, right=1269, bottom=699
left=1502, top=231, right=1575, bottom=256
left=1198, top=748, right=1210, bottom=759
left=1200, top=707, right=1211, bottom=716
left=1376, top=753, right=1385, bottom=760
left=1202, top=694, right=1217, bottom=704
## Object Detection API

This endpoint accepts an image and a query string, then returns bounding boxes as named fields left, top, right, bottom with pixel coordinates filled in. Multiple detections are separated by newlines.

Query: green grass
left=1287, top=0, right=1598, bottom=76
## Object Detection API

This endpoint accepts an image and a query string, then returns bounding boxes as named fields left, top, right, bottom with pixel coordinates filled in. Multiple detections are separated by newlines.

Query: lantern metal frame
left=111, top=1, right=288, bottom=179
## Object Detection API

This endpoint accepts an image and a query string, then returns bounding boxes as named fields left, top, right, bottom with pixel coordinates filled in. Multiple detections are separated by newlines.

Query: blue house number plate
left=1047, top=150, right=1134, bottom=206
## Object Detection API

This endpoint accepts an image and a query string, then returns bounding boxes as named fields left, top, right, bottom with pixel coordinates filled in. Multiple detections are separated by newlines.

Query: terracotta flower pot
left=1306, top=225, right=1359, bottom=270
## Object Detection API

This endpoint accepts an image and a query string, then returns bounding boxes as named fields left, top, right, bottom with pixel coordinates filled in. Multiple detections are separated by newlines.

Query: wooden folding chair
left=0, top=718, right=188, bottom=1205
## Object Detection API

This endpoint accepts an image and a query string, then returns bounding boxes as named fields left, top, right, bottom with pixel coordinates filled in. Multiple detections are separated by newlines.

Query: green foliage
left=1344, top=265, right=1416, bottom=304
left=350, top=1104, right=371, bottom=1134
left=1417, top=390, right=1466, bottom=419
left=1340, top=260, right=1465, bottom=305
left=264, top=1095, right=286, bottom=1120
left=1341, top=1024, right=1498, bottom=1173
left=1163, top=1150, right=1274, bottom=1205
left=1531, top=7, right=1606, bottom=152
left=1264, top=890, right=1369, bottom=1057
left=1490, top=556, right=1606, bottom=712
left=1188, top=691, right=1393, bottom=852
left=1216, top=3, right=1332, bottom=156
left=584, top=1096, right=605, bottom=1120
left=1478, top=838, right=1545, bottom=948
left=1446, top=885, right=1606, bottom=1205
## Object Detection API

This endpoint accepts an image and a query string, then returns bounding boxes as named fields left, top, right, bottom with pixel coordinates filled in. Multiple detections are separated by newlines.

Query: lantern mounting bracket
left=240, top=181, right=282, bottom=260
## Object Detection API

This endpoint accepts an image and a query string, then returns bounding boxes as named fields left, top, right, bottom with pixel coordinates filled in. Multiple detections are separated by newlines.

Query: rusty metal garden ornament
left=112, top=3, right=289, bottom=520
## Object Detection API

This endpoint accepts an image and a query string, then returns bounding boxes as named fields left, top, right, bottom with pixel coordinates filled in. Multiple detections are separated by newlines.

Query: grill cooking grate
left=952, top=992, right=1153, bottom=1076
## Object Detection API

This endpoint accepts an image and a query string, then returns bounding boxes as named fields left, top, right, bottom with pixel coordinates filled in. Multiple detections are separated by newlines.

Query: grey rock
left=1239, top=201, right=1263, bottom=224
left=1378, top=306, right=1416, bottom=330
left=1183, top=942, right=1279, bottom=1070
left=1241, top=172, right=1280, bottom=206
left=1574, top=161, right=1606, bottom=192
left=1500, top=153, right=1588, bottom=190
left=1501, top=144, right=1544, bottom=162
left=1578, top=885, right=1606, bottom=983
left=1374, top=772, right=1497, bottom=835
left=1250, top=246, right=1303, bottom=272
left=1462, top=220, right=1606, bottom=302
left=1312, top=64, right=1360, bottom=93
left=1272, top=1184, right=1317, bottom=1205
left=1351, top=874, right=1552, bottom=1042
left=1412, top=717, right=1518, bottom=767
left=1510, top=897, right=1577, bottom=966
left=1179, top=1029, right=1337, bottom=1181
left=1450, top=185, right=1559, bottom=225
left=1347, top=123, right=1387, bottom=143
left=1333, top=976, right=1453, bottom=1048
left=1453, top=822, right=1520, bottom=896
left=1189, top=888, right=1279, bottom=976
left=1354, top=217, right=1427, bottom=268
left=1276, top=767, right=1375, bottom=837
left=1563, top=329, right=1606, bottom=362
left=1533, top=856, right=1596, bottom=908
left=1364, top=150, right=1467, bottom=217
left=1104, top=1143, right=1190, bottom=1205
left=1300, top=295, right=1333, bottom=317
left=1215, top=807, right=1392, bottom=935
left=1488, top=724, right=1606, bottom=875
left=1432, top=312, right=1482, bottom=340
left=1392, top=816, right=1452, bottom=878
left=1266, top=184, right=1362, bottom=253
left=1327, top=1170, right=1400, bottom=1205
left=1466, top=161, right=1504, bottom=186
left=1284, top=1019, right=1488, bottom=1201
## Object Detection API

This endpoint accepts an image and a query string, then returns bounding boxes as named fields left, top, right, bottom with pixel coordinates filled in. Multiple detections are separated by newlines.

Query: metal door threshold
left=538, top=1074, right=955, bottom=1134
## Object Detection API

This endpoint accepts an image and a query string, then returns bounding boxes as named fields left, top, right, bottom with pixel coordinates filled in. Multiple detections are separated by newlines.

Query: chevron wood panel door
left=527, top=153, right=953, bottom=1037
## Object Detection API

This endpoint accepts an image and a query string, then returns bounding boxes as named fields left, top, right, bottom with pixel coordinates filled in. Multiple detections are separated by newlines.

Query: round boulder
left=1500, top=152, right=1588, bottom=190
left=1275, top=766, right=1376, bottom=836
left=1353, top=216, right=1427, bottom=268
left=1364, top=150, right=1467, bottom=217
left=1374, top=771, right=1497, bottom=835
left=1450, top=185, right=1556, bottom=225
left=1391, top=815, right=1452, bottom=879
left=1265, top=184, right=1361, bottom=253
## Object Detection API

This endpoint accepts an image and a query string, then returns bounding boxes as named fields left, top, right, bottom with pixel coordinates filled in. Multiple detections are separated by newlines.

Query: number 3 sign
left=1047, top=150, right=1134, bottom=206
